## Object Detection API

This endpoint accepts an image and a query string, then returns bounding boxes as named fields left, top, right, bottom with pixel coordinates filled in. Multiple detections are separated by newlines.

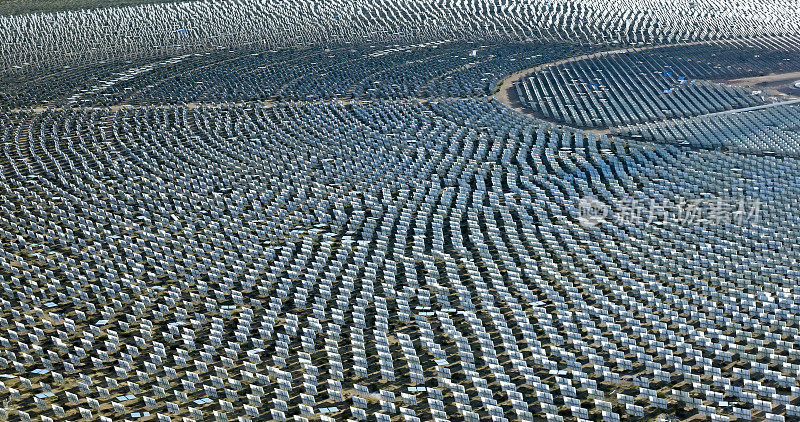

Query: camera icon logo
left=578, top=197, right=609, bottom=228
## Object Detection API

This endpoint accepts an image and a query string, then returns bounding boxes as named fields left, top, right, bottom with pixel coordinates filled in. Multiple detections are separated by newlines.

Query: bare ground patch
left=719, top=71, right=800, bottom=98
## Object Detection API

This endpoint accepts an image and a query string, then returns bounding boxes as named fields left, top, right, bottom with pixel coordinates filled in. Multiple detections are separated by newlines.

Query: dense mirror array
left=2, top=1, right=800, bottom=421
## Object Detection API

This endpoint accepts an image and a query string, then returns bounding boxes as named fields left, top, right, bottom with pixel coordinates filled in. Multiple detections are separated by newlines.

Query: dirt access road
left=492, top=38, right=799, bottom=131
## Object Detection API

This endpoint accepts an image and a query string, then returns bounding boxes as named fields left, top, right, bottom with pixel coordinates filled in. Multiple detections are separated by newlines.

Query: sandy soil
left=726, top=71, right=800, bottom=86
left=719, top=71, right=800, bottom=98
